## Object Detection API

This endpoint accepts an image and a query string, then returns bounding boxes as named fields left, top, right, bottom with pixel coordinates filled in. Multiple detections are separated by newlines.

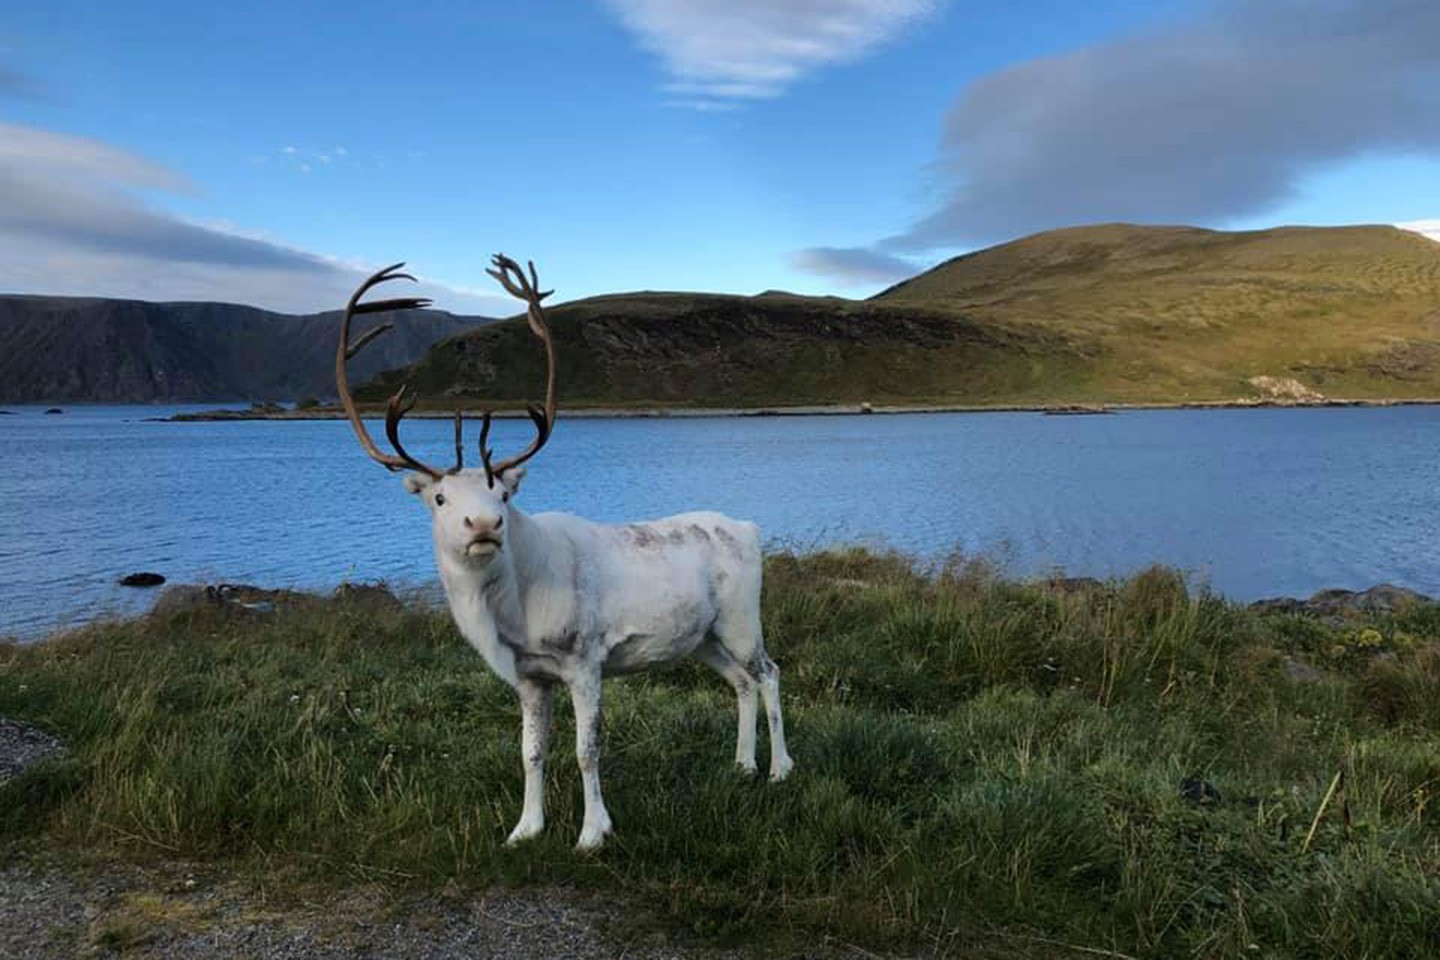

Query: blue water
left=2, top=404, right=1438, bottom=638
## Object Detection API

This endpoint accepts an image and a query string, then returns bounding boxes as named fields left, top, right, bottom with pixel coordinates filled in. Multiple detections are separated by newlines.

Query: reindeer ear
left=499, top=466, right=525, bottom=496
left=403, top=472, right=434, bottom=496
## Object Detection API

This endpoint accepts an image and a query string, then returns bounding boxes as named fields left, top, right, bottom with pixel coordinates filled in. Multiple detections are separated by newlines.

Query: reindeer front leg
left=507, top=679, right=553, bottom=845
left=568, top=672, right=614, bottom=851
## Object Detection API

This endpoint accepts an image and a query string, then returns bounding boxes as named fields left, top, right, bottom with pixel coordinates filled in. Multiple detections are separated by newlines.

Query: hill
left=369, top=223, right=1440, bottom=410
left=360, top=291, right=1080, bottom=408
left=0, top=296, right=490, bottom=404
left=877, top=223, right=1440, bottom=403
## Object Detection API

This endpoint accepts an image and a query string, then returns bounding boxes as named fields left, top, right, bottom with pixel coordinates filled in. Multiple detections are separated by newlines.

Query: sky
left=2, top=0, right=1438, bottom=315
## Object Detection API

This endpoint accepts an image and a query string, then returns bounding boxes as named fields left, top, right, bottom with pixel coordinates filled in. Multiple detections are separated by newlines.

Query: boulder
left=150, top=583, right=311, bottom=619
left=118, top=572, right=166, bottom=588
left=1252, top=584, right=1431, bottom=618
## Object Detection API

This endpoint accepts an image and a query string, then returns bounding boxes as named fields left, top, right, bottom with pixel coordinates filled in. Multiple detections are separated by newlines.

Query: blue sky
left=2, top=0, right=1438, bottom=314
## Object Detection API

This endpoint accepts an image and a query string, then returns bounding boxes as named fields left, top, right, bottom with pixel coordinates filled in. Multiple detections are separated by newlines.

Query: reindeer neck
left=435, top=505, right=563, bottom=662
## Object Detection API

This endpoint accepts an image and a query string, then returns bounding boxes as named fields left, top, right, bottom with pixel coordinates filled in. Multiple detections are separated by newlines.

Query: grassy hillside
left=4, top=553, right=1440, bottom=957
left=360, top=291, right=1084, bottom=408
left=367, top=224, right=1440, bottom=409
left=877, top=223, right=1440, bottom=403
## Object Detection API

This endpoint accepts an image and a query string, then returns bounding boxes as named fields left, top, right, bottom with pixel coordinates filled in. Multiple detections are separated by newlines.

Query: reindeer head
left=335, top=255, right=557, bottom=567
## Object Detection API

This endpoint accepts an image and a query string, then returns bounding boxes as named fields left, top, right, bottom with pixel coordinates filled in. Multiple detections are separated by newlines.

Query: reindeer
left=335, top=256, right=793, bottom=851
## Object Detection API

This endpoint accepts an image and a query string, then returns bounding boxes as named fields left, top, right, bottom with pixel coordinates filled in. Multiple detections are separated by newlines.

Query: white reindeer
left=335, top=257, right=793, bottom=851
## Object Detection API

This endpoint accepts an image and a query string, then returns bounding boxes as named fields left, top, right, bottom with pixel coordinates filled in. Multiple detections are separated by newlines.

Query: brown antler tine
left=478, top=411, right=495, bottom=487
left=451, top=409, right=464, bottom=473
left=336, top=263, right=443, bottom=478
left=353, top=296, right=433, bottom=316
left=483, top=255, right=558, bottom=477
left=382, top=385, right=439, bottom=476
left=346, top=322, right=393, bottom=360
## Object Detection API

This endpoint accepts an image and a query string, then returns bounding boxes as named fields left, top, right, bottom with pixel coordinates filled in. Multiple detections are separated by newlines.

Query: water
left=2, top=404, right=1438, bottom=639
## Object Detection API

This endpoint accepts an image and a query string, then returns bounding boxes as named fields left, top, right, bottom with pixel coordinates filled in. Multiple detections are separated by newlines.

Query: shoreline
left=155, top=396, right=1440, bottom=422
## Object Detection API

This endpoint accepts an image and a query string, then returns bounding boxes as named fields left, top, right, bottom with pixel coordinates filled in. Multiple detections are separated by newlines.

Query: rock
left=0, top=718, right=65, bottom=784
left=1042, top=403, right=1114, bottom=415
left=1251, top=583, right=1432, bottom=618
left=43, top=407, right=63, bottom=415
left=150, top=583, right=308, bottom=619
left=118, top=572, right=166, bottom=588
left=1280, top=657, right=1325, bottom=684
left=1247, top=375, right=1324, bottom=403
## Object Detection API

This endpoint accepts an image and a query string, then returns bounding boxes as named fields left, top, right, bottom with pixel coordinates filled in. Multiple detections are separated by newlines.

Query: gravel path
left=0, top=859, right=785, bottom=959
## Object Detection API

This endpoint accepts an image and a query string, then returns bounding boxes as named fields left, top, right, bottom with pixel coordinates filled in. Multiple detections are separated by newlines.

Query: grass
left=2, top=551, right=1440, bottom=958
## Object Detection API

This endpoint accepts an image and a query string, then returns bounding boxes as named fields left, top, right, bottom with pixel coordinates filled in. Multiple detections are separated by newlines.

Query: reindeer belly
left=600, top=597, right=715, bottom=675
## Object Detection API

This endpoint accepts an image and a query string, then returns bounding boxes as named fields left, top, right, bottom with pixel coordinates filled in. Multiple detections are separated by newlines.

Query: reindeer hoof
left=575, top=814, right=613, bottom=852
left=506, top=821, right=544, bottom=846
left=769, top=756, right=794, bottom=782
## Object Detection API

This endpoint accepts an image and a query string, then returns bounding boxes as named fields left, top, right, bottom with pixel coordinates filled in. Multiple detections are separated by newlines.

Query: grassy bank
left=3, top=552, right=1439, bottom=957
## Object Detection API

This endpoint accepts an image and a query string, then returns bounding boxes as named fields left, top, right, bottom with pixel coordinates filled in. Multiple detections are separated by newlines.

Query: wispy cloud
left=791, top=246, right=919, bottom=287
left=1397, top=219, right=1440, bottom=243
left=276, top=144, right=350, bottom=174
left=0, top=122, right=507, bottom=314
left=884, top=0, right=1440, bottom=252
left=604, top=0, right=943, bottom=106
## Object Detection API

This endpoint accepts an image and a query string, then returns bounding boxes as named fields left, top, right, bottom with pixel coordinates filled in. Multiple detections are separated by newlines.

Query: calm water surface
left=2, top=404, right=1438, bottom=638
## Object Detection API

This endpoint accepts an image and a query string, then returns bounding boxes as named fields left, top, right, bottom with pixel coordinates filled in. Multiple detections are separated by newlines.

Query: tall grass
left=3, top=551, right=1439, bottom=957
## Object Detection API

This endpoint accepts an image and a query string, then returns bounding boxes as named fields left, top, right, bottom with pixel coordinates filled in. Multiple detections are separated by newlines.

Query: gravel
left=0, top=718, right=65, bottom=785
left=0, top=859, right=790, bottom=960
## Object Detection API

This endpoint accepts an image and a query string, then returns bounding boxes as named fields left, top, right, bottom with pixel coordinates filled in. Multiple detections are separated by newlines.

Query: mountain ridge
left=0, top=294, right=491, bottom=403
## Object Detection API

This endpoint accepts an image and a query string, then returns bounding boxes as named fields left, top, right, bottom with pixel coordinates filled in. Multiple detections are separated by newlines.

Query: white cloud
left=0, top=121, right=509, bottom=315
left=1397, top=219, right=1440, bottom=243
left=603, top=0, right=943, bottom=103
left=886, top=0, right=1440, bottom=252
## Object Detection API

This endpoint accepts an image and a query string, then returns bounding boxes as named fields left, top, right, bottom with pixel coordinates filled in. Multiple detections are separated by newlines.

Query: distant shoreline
left=153, top=397, right=1440, bottom=421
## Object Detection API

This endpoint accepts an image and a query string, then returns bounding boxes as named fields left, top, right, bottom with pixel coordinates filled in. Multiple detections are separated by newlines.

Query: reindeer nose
left=463, top=515, right=503, bottom=532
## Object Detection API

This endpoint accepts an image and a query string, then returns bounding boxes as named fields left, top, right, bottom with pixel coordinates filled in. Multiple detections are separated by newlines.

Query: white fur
left=404, top=466, right=793, bottom=851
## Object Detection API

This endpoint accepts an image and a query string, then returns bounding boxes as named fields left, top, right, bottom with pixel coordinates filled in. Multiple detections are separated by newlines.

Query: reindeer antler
left=335, top=263, right=450, bottom=478
left=479, top=254, right=558, bottom=485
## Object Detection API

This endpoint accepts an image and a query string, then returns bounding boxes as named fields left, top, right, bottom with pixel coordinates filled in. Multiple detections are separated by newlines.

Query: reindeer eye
left=434, top=493, right=446, bottom=507
left=501, top=492, right=509, bottom=503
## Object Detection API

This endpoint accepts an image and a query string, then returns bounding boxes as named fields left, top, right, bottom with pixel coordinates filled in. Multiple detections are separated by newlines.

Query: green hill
left=367, top=224, right=1440, bottom=409
left=878, top=223, right=1440, bottom=403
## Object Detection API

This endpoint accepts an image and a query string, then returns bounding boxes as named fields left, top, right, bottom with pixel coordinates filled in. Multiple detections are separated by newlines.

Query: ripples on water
left=1, top=404, right=1438, bottom=638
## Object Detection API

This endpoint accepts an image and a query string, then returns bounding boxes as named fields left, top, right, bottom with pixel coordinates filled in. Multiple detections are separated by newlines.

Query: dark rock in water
left=43, top=407, right=63, bottom=415
left=333, top=581, right=402, bottom=611
left=1180, top=776, right=1222, bottom=805
left=1252, top=583, right=1431, bottom=618
left=119, top=572, right=166, bottom=588
left=0, top=410, right=14, bottom=415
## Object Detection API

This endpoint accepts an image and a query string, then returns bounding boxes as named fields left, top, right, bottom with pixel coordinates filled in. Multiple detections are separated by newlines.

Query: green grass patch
left=3, top=551, right=1439, bottom=957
